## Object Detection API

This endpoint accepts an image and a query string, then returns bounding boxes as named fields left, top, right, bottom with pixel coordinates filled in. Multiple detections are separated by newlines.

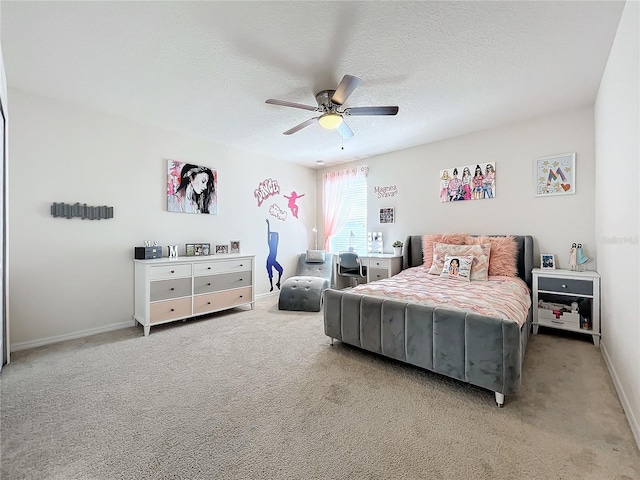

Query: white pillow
left=440, top=255, right=473, bottom=281
left=306, top=250, right=326, bottom=263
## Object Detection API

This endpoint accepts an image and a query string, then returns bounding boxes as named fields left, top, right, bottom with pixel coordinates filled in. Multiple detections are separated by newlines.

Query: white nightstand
left=532, top=268, right=601, bottom=346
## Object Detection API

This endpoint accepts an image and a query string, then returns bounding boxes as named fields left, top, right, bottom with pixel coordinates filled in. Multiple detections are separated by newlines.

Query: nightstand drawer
left=538, top=277, right=592, bottom=295
left=537, top=316, right=580, bottom=330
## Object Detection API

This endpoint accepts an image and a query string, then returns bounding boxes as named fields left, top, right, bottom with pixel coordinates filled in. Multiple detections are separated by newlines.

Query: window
left=322, top=167, right=368, bottom=254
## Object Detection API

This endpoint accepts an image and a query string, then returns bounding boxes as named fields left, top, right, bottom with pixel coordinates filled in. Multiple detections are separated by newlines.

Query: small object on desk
left=392, top=240, right=403, bottom=256
left=368, top=232, right=383, bottom=253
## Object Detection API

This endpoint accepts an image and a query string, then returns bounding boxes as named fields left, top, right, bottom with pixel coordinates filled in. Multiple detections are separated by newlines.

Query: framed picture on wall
left=167, top=159, right=218, bottom=214
left=379, top=207, right=394, bottom=224
left=440, top=163, right=495, bottom=202
left=534, top=153, right=576, bottom=196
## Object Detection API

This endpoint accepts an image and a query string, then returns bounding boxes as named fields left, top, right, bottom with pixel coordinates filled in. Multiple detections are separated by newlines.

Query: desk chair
left=337, top=251, right=367, bottom=288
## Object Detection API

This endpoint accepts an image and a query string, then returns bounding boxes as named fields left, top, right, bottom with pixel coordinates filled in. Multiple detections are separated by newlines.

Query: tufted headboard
left=403, top=235, right=534, bottom=290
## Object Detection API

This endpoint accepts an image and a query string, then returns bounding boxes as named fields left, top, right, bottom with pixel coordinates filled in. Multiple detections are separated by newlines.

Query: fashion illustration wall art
left=439, top=162, right=495, bottom=203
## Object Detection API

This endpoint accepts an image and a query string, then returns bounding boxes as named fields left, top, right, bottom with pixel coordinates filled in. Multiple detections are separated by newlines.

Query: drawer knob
left=170, top=308, right=175, bottom=312
left=240, top=264, right=243, bottom=267
left=170, top=287, right=175, bottom=291
left=170, top=270, right=175, bottom=274
left=207, top=267, right=211, bottom=270
left=207, top=283, right=211, bottom=286
left=239, top=295, right=243, bottom=298
left=207, top=302, right=211, bottom=305
left=240, top=278, right=243, bottom=281
left=561, top=284, right=567, bottom=288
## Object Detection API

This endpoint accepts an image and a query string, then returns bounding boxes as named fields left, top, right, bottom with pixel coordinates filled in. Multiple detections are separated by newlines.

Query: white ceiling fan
left=265, top=74, right=399, bottom=138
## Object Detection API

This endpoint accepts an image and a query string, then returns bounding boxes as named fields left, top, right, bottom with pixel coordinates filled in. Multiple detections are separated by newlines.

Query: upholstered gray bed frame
left=323, top=235, right=534, bottom=407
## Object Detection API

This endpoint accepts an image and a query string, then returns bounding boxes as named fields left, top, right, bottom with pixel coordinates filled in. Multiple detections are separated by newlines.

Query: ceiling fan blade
left=331, top=75, right=362, bottom=105
left=336, top=120, right=354, bottom=139
left=265, top=99, right=319, bottom=112
left=283, top=117, right=318, bottom=135
left=344, top=106, right=399, bottom=116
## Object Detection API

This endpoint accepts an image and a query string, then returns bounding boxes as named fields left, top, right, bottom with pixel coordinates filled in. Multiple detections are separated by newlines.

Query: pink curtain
left=321, top=166, right=368, bottom=251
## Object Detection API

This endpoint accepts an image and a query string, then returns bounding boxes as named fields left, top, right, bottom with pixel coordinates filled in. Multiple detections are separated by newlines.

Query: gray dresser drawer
left=538, top=276, right=592, bottom=295
left=150, top=278, right=192, bottom=302
left=193, top=272, right=252, bottom=294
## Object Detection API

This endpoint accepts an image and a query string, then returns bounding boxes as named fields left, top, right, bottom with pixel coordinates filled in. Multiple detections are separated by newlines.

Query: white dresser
left=134, top=254, right=255, bottom=336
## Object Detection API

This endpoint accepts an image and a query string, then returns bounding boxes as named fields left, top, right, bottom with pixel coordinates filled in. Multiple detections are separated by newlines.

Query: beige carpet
left=1, top=296, right=639, bottom=480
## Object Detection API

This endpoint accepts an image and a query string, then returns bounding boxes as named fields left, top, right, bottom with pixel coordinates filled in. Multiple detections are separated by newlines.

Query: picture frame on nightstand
left=541, top=254, right=556, bottom=269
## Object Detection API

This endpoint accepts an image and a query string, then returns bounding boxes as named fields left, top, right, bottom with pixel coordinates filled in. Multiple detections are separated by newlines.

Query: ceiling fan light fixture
left=318, top=113, right=343, bottom=130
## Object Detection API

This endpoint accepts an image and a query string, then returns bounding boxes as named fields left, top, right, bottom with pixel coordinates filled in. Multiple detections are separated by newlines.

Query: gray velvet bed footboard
left=323, top=235, right=534, bottom=406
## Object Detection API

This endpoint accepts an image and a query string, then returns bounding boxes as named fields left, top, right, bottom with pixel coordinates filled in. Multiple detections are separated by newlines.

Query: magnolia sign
left=374, top=185, right=398, bottom=198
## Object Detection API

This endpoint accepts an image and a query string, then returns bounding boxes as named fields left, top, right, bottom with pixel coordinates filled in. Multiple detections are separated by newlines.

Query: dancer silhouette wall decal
left=283, top=191, right=305, bottom=218
left=266, top=219, right=283, bottom=291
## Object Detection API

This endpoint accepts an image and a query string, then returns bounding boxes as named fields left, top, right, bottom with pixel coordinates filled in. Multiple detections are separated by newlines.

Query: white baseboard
left=11, top=295, right=279, bottom=352
left=601, top=341, right=640, bottom=450
left=10, top=321, right=133, bottom=352
left=256, top=291, right=280, bottom=299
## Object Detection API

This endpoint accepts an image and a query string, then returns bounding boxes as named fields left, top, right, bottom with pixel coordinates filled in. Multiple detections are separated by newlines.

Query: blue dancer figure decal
left=266, top=219, right=284, bottom=291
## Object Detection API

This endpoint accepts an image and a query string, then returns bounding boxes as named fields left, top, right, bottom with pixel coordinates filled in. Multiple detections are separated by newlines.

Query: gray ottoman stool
left=278, top=276, right=330, bottom=312
left=278, top=251, right=333, bottom=312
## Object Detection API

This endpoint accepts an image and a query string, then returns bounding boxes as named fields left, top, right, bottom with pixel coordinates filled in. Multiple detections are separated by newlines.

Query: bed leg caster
left=330, top=337, right=334, bottom=346
left=495, top=392, right=505, bottom=407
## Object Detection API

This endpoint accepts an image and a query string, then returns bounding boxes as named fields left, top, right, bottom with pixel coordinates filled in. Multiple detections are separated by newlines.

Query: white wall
left=8, top=89, right=317, bottom=349
left=1, top=34, right=9, bottom=367
left=595, top=0, right=640, bottom=447
left=321, top=106, right=596, bottom=270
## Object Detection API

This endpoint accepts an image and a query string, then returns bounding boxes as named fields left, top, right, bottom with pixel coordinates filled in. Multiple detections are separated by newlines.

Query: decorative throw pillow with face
left=428, top=243, right=491, bottom=281
left=440, top=255, right=473, bottom=281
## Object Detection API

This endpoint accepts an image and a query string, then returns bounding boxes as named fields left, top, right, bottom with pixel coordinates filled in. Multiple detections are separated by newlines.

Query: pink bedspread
left=351, top=267, right=532, bottom=326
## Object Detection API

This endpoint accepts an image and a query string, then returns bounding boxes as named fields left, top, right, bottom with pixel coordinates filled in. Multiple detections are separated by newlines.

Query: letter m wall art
left=167, top=160, right=218, bottom=214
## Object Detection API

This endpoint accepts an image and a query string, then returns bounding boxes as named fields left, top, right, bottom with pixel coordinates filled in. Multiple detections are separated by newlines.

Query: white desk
left=333, top=253, right=402, bottom=289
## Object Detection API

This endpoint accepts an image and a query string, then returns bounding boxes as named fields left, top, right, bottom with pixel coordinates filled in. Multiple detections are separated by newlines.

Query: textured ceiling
left=1, top=1, right=625, bottom=169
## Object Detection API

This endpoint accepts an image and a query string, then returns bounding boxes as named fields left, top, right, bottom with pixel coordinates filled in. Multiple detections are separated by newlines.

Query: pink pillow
left=467, top=235, right=518, bottom=277
left=422, top=233, right=468, bottom=269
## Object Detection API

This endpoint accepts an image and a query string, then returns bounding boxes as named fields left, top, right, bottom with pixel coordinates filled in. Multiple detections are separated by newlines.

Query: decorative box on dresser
left=134, top=254, right=255, bottom=336
left=532, top=268, right=601, bottom=346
